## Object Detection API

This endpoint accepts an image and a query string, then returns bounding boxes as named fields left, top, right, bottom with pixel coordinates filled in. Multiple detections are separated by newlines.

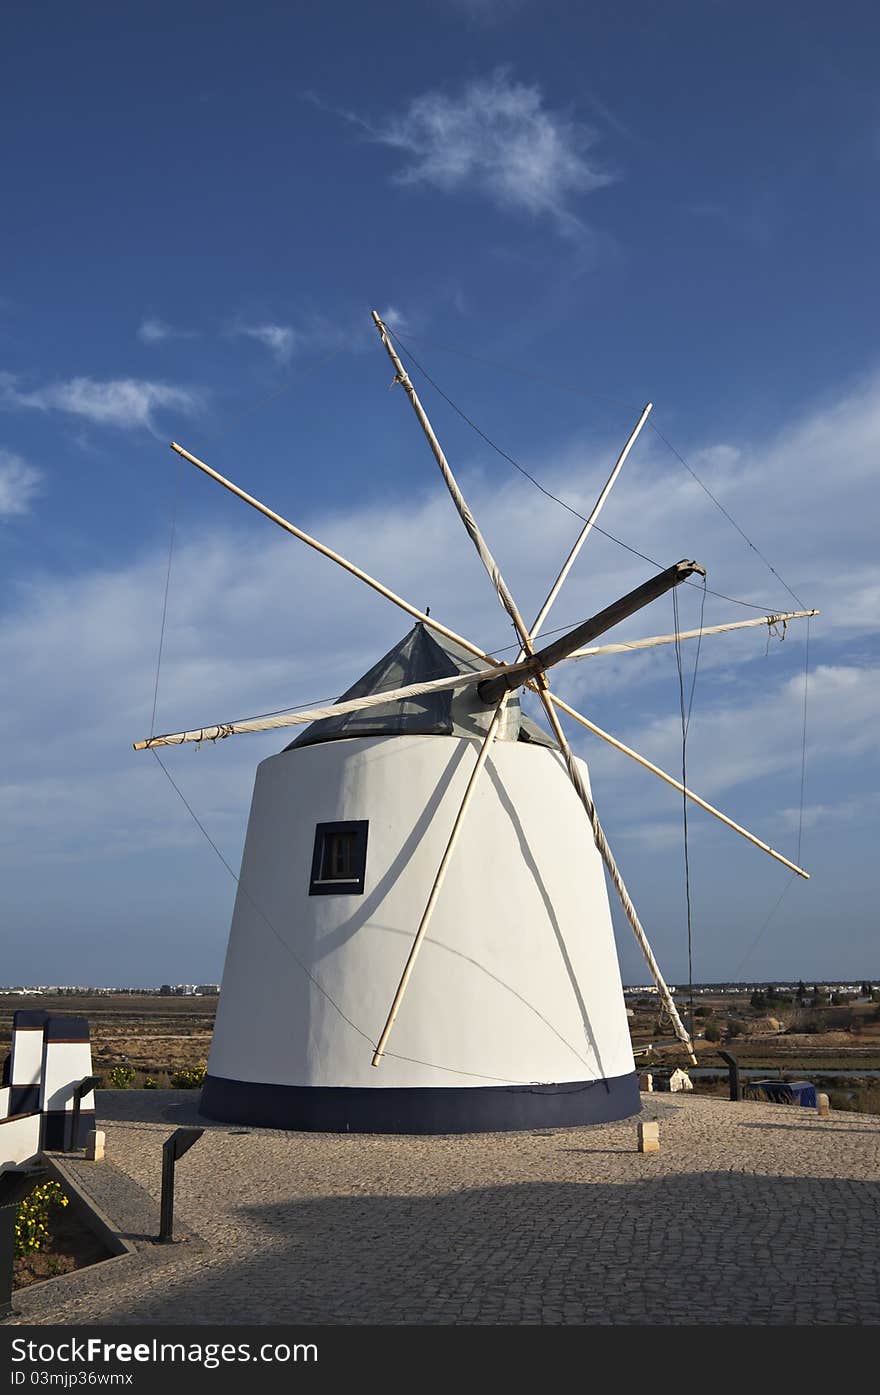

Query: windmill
left=136, top=312, right=816, bottom=1133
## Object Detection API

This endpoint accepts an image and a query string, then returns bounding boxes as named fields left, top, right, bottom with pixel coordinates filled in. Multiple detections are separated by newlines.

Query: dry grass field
left=0, top=993, right=216, bottom=1087
left=628, top=992, right=880, bottom=1066
left=2, top=990, right=878, bottom=1103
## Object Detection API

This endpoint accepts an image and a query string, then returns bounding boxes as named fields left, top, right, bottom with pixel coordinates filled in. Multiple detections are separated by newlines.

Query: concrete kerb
left=4, top=1139, right=211, bottom=1325
left=43, top=1153, right=135, bottom=1259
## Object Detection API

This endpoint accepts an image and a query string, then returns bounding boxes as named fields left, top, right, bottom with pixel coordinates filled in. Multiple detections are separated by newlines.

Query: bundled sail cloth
left=135, top=609, right=817, bottom=751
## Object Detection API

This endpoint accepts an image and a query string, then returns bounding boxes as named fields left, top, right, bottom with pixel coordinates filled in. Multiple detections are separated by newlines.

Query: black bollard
left=67, top=1075, right=101, bottom=1154
left=0, top=1165, right=48, bottom=1319
left=158, top=1128, right=203, bottom=1243
left=718, top=1050, right=742, bottom=1102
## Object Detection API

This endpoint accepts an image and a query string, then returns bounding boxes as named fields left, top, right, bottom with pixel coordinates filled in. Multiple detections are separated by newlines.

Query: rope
left=149, top=450, right=183, bottom=738
left=648, top=422, right=807, bottom=610
left=389, top=327, right=808, bottom=614
left=672, top=575, right=707, bottom=1038
left=194, top=346, right=347, bottom=444
left=389, top=328, right=805, bottom=617
left=139, top=662, right=509, bottom=749
left=537, top=691, right=696, bottom=1060
left=732, top=615, right=812, bottom=979
left=148, top=749, right=552, bottom=1085
left=382, top=322, right=697, bottom=1061
left=383, top=340, right=533, bottom=647
left=796, top=615, right=811, bottom=867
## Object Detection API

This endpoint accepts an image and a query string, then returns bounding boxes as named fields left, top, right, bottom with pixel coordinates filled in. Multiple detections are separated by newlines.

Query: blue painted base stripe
left=41, top=1110, right=95, bottom=1151
left=10, top=1085, right=39, bottom=1116
left=200, top=1072, right=641, bottom=1134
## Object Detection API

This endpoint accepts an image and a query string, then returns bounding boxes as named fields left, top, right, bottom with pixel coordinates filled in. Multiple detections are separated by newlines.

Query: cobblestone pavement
left=9, top=1091, right=880, bottom=1326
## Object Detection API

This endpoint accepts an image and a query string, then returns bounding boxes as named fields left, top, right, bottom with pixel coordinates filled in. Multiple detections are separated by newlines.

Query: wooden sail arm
left=168, top=442, right=498, bottom=667
left=477, top=559, right=706, bottom=704
left=133, top=664, right=508, bottom=750
left=135, top=608, right=817, bottom=750
left=547, top=690, right=810, bottom=879
left=534, top=684, right=697, bottom=1062
left=373, top=311, right=697, bottom=1063
left=370, top=316, right=534, bottom=646
left=528, top=402, right=653, bottom=642
left=568, top=609, right=819, bottom=661
left=371, top=697, right=511, bottom=1066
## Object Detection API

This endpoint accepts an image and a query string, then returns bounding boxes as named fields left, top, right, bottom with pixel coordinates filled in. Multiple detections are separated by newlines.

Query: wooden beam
left=548, top=692, right=810, bottom=879
left=529, top=402, right=653, bottom=641
left=478, top=559, right=706, bottom=704
left=371, top=698, right=510, bottom=1067
left=169, top=442, right=497, bottom=666
left=133, top=663, right=507, bottom=750
left=569, top=610, right=819, bottom=661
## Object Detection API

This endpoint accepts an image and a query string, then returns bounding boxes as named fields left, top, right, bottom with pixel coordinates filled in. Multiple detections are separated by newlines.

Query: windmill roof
left=286, top=623, right=557, bottom=751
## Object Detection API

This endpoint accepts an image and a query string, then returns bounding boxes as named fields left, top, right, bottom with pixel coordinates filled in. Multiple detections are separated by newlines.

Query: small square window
left=309, top=821, right=369, bottom=896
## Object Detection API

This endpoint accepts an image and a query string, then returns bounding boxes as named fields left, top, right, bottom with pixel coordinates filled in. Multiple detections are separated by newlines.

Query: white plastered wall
left=40, top=1043, right=95, bottom=1114
left=11, top=1027, right=43, bottom=1088
left=0, top=1113, right=41, bottom=1170
left=209, top=735, right=635, bottom=1091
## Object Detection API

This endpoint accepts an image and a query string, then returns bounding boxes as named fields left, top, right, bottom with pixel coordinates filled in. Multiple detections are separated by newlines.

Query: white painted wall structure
left=1, top=1012, right=95, bottom=1164
left=207, top=733, right=636, bottom=1124
left=0, top=1113, right=41, bottom=1172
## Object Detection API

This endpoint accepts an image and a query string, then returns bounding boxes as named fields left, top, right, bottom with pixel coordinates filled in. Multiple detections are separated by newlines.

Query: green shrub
left=169, top=1065, right=207, bottom=1089
left=703, top=1020, right=722, bottom=1043
left=108, top=1065, right=136, bottom=1089
left=143, top=1077, right=158, bottom=1089
left=16, top=1182, right=68, bottom=1256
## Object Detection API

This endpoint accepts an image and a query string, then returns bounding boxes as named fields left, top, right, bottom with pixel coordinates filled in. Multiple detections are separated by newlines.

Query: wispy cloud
left=0, top=374, right=200, bottom=432
left=1, top=367, right=878, bottom=980
left=0, top=448, right=42, bottom=516
left=230, top=310, right=413, bottom=360
left=137, top=317, right=198, bottom=344
left=364, top=69, right=613, bottom=233
left=233, top=323, right=299, bottom=363
left=777, top=792, right=880, bottom=833
left=379, top=305, right=409, bottom=333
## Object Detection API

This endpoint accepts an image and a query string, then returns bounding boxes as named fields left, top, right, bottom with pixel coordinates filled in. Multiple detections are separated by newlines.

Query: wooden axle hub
left=477, top=559, right=706, bottom=705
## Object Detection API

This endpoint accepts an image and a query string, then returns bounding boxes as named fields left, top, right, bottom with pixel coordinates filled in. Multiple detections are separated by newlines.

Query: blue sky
left=1, top=1, right=877, bottom=987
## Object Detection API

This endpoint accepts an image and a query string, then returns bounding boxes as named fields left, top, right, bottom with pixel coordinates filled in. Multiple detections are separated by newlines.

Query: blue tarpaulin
left=745, top=1079, right=817, bottom=1108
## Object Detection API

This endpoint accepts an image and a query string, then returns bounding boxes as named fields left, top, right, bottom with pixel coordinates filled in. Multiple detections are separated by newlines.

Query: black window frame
left=309, top=820, right=369, bottom=896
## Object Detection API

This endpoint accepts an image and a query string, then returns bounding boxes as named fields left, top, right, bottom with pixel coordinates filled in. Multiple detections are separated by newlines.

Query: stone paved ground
left=8, top=1091, right=880, bottom=1326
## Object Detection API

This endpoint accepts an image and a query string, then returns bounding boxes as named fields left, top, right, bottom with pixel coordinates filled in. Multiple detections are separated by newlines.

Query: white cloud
left=368, top=69, right=612, bottom=232
left=1, top=366, right=878, bottom=980
left=583, top=662, right=879, bottom=813
left=234, top=323, right=299, bottom=362
left=0, top=374, right=199, bottom=432
left=137, top=317, right=197, bottom=344
left=379, top=305, right=409, bottom=333
left=0, top=449, right=42, bottom=516
left=777, top=793, right=880, bottom=833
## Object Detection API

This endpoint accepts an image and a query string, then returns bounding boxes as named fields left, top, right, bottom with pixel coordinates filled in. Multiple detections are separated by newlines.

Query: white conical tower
left=201, top=624, right=639, bottom=1132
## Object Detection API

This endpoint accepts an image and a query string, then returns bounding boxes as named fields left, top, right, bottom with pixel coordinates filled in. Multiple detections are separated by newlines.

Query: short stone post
left=638, top=1119, right=660, bottom=1153
left=640, top=1072, right=653, bottom=1093
left=85, top=1129, right=105, bottom=1161
left=817, top=1093, right=830, bottom=1119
